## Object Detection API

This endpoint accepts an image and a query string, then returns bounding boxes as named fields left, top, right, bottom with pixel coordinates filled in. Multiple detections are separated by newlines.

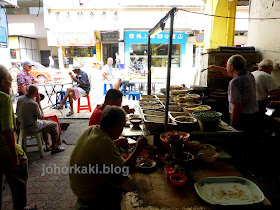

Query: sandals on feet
left=66, top=111, right=74, bottom=117
left=51, top=147, right=65, bottom=154
left=24, top=204, right=37, bottom=210
left=53, top=105, right=63, bottom=110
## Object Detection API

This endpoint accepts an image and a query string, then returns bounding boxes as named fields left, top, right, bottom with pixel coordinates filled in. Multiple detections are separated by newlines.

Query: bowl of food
left=148, top=155, right=165, bottom=164
left=173, top=152, right=195, bottom=166
left=170, top=174, right=187, bottom=187
left=143, top=144, right=157, bottom=154
left=129, top=114, right=140, bottom=119
left=129, top=117, right=142, bottom=128
left=137, top=159, right=156, bottom=172
left=193, top=111, right=222, bottom=121
left=198, top=149, right=219, bottom=163
left=178, top=101, right=202, bottom=107
left=184, top=140, right=201, bottom=150
left=160, top=131, right=190, bottom=150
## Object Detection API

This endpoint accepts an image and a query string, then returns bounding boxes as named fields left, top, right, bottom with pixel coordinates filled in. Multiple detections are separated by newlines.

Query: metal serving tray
left=194, top=177, right=265, bottom=206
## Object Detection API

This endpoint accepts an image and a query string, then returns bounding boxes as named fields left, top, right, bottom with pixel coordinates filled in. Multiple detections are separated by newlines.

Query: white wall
left=7, top=15, right=47, bottom=37
left=37, top=39, right=58, bottom=56
left=247, top=0, right=280, bottom=85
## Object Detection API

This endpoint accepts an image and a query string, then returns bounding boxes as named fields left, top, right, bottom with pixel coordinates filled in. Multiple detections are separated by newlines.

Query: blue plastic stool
left=56, top=91, right=69, bottom=108
left=121, top=84, right=132, bottom=96
left=103, top=83, right=113, bottom=95
left=128, top=92, right=142, bottom=100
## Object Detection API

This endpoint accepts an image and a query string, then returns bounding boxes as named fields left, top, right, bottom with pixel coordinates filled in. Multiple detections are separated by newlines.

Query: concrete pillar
left=204, top=0, right=237, bottom=50
left=58, top=46, right=64, bottom=69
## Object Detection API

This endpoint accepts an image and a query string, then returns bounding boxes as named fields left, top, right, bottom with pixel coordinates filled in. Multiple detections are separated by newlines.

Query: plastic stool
left=43, top=113, right=62, bottom=135
left=19, top=130, right=44, bottom=158
left=128, top=92, right=142, bottom=100
left=78, top=95, right=92, bottom=113
left=103, top=83, right=113, bottom=95
left=56, top=91, right=69, bottom=108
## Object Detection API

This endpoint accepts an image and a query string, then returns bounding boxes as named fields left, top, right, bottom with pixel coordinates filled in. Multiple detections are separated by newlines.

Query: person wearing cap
left=16, top=61, right=45, bottom=101
left=55, top=65, right=91, bottom=117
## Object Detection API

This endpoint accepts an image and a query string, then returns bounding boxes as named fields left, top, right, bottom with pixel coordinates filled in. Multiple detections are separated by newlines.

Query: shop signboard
left=48, top=31, right=95, bottom=46
left=124, top=31, right=187, bottom=44
left=0, top=7, right=8, bottom=48
left=101, top=32, right=119, bottom=42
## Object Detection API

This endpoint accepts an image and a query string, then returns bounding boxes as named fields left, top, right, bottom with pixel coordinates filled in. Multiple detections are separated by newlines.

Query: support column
left=204, top=0, right=237, bottom=50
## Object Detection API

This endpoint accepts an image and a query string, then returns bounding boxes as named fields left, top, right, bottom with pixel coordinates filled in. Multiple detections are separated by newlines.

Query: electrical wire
left=37, top=0, right=40, bottom=17
left=178, top=8, right=280, bottom=20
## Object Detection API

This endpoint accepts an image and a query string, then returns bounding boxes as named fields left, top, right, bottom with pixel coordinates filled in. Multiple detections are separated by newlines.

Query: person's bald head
left=27, top=85, right=39, bottom=97
left=258, top=59, right=274, bottom=74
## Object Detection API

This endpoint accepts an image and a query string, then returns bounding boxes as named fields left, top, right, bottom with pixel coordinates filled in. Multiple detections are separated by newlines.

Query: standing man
left=17, top=61, right=44, bottom=100
left=17, top=85, right=65, bottom=154
left=207, top=54, right=259, bottom=133
left=70, top=106, right=148, bottom=209
left=252, top=59, right=280, bottom=115
left=0, top=65, right=37, bottom=210
left=102, top=57, right=122, bottom=89
left=115, top=53, right=121, bottom=71
left=56, top=65, right=91, bottom=117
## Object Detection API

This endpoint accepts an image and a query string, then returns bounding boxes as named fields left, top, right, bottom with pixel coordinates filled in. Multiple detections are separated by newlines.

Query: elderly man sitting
left=16, top=85, right=65, bottom=154
left=56, top=65, right=91, bottom=116
left=102, top=57, right=122, bottom=89
left=70, top=106, right=148, bottom=209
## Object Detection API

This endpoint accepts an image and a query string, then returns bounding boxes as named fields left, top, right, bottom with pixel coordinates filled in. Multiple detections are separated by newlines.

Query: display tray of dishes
left=139, top=103, right=164, bottom=110
left=183, top=105, right=211, bottom=113
left=169, top=111, right=193, bottom=119
left=194, top=177, right=265, bottom=206
left=143, top=114, right=176, bottom=132
left=142, top=109, right=165, bottom=116
left=141, top=95, right=157, bottom=99
left=178, top=101, right=202, bottom=107
left=167, top=105, right=183, bottom=112
left=170, top=89, right=189, bottom=95
left=156, top=95, right=171, bottom=99
left=160, top=101, right=177, bottom=106
left=173, top=94, right=200, bottom=103
left=139, top=98, right=160, bottom=104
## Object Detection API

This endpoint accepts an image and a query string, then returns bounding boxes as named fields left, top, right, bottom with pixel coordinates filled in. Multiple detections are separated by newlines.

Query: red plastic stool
left=78, top=95, right=92, bottom=113
left=43, top=113, right=62, bottom=135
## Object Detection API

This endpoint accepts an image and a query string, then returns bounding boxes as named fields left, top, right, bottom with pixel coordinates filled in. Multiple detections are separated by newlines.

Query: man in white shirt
left=252, top=59, right=280, bottom=115
left=102, top=57, right=122, bottom=89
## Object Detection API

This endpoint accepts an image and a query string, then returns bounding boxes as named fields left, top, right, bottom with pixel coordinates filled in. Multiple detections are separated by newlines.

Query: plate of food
left=194, top=177, right=265, bottom=205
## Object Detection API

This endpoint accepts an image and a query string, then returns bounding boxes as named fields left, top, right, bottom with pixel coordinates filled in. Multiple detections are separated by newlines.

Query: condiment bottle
left=174, top=165, right=180, bottom=173
left=164, top=160, right=173, bottom=173
left=179, top=167, right=185, bottom=176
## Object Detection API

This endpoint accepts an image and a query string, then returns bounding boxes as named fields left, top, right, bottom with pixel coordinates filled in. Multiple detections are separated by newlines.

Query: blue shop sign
left=125, top=31, right=187, bottom=44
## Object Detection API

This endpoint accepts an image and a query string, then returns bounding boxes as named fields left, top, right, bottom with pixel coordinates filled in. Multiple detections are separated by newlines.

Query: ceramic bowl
left=198, top=149, right=219, bottom=163
left=184, top=140, right=201, bottom=150
left=129, top=117, right=142, bottom=127
left=170, top=174, right=187, bottom=187
left=137, top=159, right=156, bottom=173
left=173, top=152, right=195, bottom=166
left=143, top=144, right=157, bottom=154
left=148, top=155, right=165, bottom=164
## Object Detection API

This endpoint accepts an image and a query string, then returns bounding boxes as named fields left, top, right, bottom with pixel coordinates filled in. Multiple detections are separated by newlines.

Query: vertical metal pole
left=164, top=9, right=175, bottom=131
left=147, top=35, right=152, bottom=95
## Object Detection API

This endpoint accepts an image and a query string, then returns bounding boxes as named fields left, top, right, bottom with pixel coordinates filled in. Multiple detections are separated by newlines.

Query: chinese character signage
left=125, top=31, right=187, bottom=44
left=101, top=31, right=119, bottom=42
left=48, top=31, right=95, bottom=46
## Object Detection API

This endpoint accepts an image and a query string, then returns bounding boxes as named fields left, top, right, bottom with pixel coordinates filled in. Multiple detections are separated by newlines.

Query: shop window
left=129, top=44, right=181, bottom=68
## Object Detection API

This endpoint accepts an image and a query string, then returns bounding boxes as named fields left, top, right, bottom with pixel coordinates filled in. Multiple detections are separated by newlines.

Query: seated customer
left=70, top=106, right=148, bottom=209
left=16, top=85, right=65, bottom=154
left=89, top=89, right=134, bottom=126
left=102, top=57, right=122, bottom=89
left=56, top=65, right=91, bottom=117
